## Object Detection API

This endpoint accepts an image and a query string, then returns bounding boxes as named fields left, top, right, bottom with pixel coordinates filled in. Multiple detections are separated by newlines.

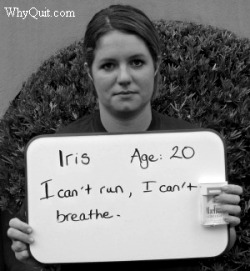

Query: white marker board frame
left=26, top=129, right=229, bottom=264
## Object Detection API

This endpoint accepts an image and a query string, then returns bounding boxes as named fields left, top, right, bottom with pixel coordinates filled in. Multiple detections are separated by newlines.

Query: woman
left=7, top=4, right=242, bottom=271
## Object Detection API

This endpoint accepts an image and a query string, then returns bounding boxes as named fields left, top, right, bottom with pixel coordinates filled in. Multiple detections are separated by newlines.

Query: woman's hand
left=7, top=218, right=39, bottom=267
left=214, top=184, right=243, bottom=227
left=214, top=184, right=243, bottom=250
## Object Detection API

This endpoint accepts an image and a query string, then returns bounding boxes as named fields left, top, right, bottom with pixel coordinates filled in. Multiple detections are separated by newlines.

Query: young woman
left=7, top=4, right=242, bottom=271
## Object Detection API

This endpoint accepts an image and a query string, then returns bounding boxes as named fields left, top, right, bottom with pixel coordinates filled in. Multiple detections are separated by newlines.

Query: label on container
left=200, top=183, right=228, bottom=226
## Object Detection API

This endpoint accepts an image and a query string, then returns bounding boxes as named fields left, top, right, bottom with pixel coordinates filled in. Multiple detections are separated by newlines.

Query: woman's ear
left=84, top=62, right=98, bottom=99
left=154, top=67, right=159, bottom=77
left=154, top=56, right=161, bottom=77
left=84, top=62, right=93, bottom=82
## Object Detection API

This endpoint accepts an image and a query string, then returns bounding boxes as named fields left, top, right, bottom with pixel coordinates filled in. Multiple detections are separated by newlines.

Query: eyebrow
left=99, top=54, right=146, bottom=63
left=129, top=54, right=146, bottom=59
left=99, top=58, right=116, bottom=63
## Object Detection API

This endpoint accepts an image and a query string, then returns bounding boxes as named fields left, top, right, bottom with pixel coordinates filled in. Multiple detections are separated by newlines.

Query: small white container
left=200, top=183, right=228, bottom=226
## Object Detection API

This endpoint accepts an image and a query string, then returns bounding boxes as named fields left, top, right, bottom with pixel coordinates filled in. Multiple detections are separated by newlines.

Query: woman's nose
left=117, top=65, right=131, bottom=85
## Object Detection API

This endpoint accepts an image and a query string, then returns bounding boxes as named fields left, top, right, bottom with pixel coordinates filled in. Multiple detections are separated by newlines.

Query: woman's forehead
left=94, top=30, right=152, bottom=60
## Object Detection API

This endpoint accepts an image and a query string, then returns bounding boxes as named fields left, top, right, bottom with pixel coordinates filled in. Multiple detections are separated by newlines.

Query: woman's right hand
left=7, top=218, right=38, bottom=266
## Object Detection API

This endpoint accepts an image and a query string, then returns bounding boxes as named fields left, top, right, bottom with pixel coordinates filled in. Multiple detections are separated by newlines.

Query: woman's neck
left=99, top=105, right=152, bottom=133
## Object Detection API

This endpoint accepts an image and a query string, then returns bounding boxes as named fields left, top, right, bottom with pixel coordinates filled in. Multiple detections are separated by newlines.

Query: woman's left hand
left=214, top=184, right=243, bottom=227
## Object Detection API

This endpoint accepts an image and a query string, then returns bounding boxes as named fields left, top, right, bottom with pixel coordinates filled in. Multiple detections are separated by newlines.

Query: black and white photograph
left=0, top=1, right=249, bottom=270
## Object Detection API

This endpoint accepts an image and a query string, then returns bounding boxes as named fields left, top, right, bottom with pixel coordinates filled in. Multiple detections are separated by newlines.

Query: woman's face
left=90, top=30, right=156, bottom=117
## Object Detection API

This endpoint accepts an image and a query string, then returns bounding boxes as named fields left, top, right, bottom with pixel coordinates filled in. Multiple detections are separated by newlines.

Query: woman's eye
left=101, top=63, right=115, bottom=71
left=131, top=59, right=144, bottom=67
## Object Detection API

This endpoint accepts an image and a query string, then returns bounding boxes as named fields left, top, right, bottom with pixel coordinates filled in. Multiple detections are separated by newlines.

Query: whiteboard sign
left=26, top=130, right=229, bottom=264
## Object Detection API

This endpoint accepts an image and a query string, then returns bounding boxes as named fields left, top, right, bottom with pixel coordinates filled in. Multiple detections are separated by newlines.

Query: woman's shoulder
left=56, top=111, right=105, bottom=134
left=150, top=110, right=199, bottom=131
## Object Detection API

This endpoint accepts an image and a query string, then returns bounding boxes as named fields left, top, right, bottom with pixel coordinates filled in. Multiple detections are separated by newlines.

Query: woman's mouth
left=114, top=91, right=136, bottom=96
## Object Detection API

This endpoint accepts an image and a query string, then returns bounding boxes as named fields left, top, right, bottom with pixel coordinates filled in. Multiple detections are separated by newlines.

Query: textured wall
left=0, top=0, right=250, bottom=118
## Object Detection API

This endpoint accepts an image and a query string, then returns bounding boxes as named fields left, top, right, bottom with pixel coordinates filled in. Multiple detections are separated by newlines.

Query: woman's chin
left=110, top=104, right=149, bottom=119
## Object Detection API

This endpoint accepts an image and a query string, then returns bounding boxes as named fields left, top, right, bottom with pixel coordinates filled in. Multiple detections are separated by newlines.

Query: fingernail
left=213, top=196, right=219, bottom=203
left=27, top=228, right=32, bottom=233
left=221, top=186, right=228, bottom=192
left=29, top=237, right=34, bottom=243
